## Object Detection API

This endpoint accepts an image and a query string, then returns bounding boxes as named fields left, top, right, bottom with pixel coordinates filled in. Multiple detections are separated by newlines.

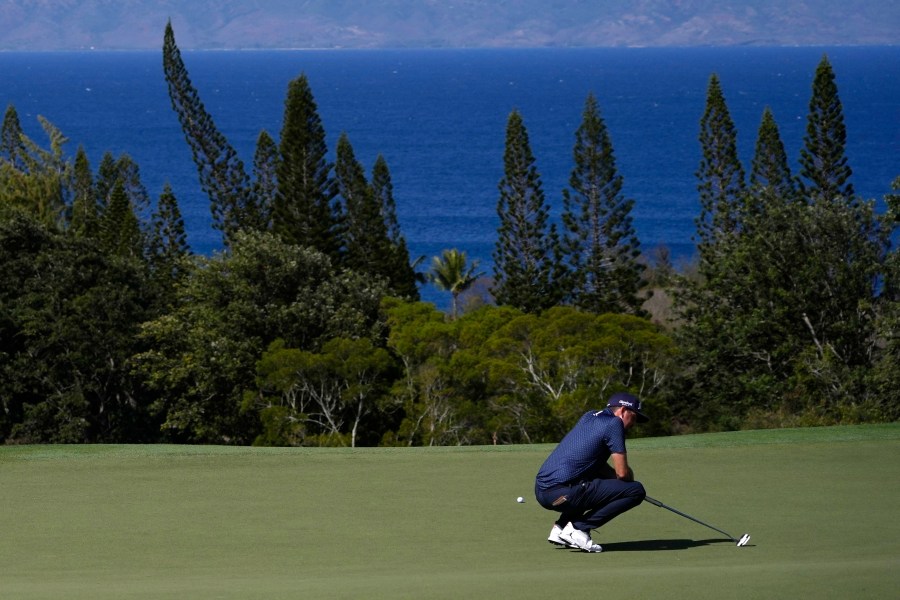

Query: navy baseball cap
left=606, top=392, right=649, bottom=423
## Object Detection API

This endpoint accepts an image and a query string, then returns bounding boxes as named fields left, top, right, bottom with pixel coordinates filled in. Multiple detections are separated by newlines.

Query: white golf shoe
left=558, top=522, right=603, bottom=553
left=547, top=524, right=573, bottom=547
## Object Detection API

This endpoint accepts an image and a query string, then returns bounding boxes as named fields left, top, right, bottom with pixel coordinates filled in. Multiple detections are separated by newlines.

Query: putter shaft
left=644, top=495, right=741, bottom=543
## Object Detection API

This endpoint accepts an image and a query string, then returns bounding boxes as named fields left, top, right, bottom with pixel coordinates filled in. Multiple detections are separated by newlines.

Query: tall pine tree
left=148, top=183, right=191, bottom=306
left=162, top=21, right=257, bottom=245
left=95, top=152, right=118, bottom=212
left=69, top=146, right=98, bottom=238
left=99, top=180, right=142, bottom=259
left=750, top=107, right=796, bottom=200
left=800, top=54, right=853, bottom=201
left=94, top=153, right=151, bottom=234
left=335, top=133, right=419, bottom=299
left=696, top=74, right=745, bottom=260
left=335, top=133, right=379, bottom=270
left=272, top=74, right=341, bottom=261
left=1, top=104, right=25, bottom=169
left=252, top=130, right=278, bottom=231
left=492, top=110, right=561, bottom=313
left=149, top=183, right=190, bottom=265
left=371, top=154, right=419, bottom=299
left=561, top=92, right=644, bottom=315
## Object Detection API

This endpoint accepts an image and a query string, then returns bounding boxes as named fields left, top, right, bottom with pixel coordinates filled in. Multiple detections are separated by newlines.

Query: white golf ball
left=516, top=496, right=524, bottom=503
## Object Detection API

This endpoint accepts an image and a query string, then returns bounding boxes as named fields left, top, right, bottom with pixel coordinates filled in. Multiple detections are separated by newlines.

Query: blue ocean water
left=2, top=47, right=898, bottom=304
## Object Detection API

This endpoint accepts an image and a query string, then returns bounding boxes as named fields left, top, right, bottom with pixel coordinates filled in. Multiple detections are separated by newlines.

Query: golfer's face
left=620, top=409, right=637, bottom=430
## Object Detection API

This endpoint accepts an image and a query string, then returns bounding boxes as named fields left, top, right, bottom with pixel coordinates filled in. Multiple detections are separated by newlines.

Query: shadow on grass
left=593, top=538, right=732, bottom=551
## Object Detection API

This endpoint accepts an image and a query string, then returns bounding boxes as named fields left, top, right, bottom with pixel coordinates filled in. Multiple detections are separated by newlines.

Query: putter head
left=736, top=533, right=751, bottom=547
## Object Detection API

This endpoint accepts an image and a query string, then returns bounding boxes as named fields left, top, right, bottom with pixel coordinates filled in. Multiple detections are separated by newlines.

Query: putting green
left=1, top=424, right=897, bottom=599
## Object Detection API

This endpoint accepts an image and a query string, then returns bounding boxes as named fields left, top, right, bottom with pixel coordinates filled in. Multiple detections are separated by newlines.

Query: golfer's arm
left=611, top=452, right=634, bottom=482
left=597, top=461, right=616, bottom=478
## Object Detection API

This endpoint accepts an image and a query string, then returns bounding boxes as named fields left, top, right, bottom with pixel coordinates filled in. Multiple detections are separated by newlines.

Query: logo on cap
left=606, top=392, right=649, bottom=423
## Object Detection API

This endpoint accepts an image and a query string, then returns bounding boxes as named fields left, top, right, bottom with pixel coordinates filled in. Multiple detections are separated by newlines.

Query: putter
left=644, top=495, right=751, bottom=547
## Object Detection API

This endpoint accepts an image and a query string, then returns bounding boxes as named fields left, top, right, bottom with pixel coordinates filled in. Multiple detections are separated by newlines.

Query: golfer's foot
left=547, top=524, right=573, bottom=547
left=559, top=522, right=603, bottom=553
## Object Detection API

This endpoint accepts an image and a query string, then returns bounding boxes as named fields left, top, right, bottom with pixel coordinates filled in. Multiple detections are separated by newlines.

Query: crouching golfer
left=534, top=392, right=648, bottom=552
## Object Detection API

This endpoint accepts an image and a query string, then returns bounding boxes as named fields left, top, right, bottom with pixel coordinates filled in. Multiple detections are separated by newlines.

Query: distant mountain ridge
left=1, top=0, right=897, bottom=50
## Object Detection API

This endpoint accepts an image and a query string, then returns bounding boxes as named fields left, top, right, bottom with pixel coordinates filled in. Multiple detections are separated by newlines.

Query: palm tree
left=428, top=249, right=484, bottom=318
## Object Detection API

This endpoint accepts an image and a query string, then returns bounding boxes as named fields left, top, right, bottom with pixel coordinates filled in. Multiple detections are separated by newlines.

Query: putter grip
left=644, top=495, right=663, bottom=507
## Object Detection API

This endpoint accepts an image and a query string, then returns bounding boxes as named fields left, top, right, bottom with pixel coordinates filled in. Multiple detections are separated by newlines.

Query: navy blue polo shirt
left=535, top=408, right=627, bottom=490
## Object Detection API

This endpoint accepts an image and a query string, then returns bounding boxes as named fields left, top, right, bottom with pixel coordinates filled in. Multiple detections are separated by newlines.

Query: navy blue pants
left=535, top=478, right=646, bottom=532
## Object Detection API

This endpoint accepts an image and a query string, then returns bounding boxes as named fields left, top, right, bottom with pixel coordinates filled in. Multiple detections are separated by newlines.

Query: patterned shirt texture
left=535, top=408, right=627, bottom=490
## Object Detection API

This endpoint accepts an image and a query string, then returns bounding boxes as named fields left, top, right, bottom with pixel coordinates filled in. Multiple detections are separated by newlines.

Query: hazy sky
left=2, top=0, right=898, bottom=50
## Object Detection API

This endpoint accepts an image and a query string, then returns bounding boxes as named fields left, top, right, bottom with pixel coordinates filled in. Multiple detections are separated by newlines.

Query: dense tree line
left=671, top=57, right=897, bottom=431
left=0, top=27, right=896, bottom=445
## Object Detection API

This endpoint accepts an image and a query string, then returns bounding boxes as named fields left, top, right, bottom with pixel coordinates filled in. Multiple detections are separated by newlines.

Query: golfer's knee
left=631, top=481, right=646, bottom=501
